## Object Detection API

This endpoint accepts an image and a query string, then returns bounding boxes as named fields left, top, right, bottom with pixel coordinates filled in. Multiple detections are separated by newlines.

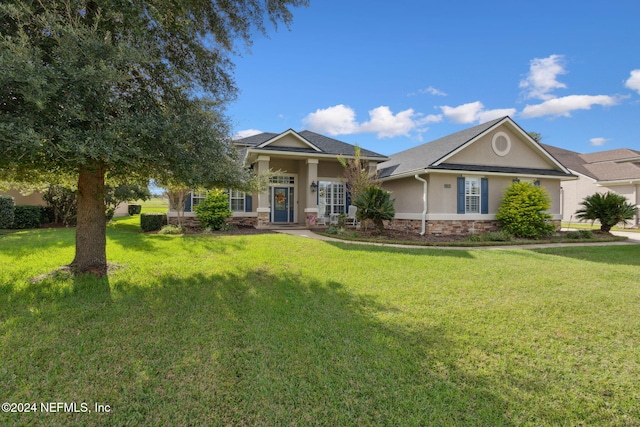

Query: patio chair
left=345, top=205, right=358, bottom=228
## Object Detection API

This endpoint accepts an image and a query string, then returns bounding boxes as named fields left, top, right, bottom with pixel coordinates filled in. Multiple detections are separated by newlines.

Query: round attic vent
left=492, top=132, right=511, bottom=157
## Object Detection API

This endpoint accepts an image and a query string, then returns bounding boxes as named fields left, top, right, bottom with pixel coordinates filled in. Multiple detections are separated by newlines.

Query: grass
left=138, top=197, right=168, bottom=214
left=1, top=217, right=639, bottom=426
left=563, top=221, right=640, bottom=233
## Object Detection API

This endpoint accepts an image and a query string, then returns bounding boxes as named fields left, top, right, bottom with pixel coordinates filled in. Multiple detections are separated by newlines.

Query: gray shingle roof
left=234, top=130, right=387, bottom=159
left=542, top=144, right=640, bottom=181
left=377, top=117, right=506, bottom=178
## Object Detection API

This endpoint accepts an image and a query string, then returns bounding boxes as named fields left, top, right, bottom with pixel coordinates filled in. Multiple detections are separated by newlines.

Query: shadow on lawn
left=3, top=268, right=520, bottom=426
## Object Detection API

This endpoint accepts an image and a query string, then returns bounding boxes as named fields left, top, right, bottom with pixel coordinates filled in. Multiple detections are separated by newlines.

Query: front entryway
left=272, top=186, right=295, bottom=223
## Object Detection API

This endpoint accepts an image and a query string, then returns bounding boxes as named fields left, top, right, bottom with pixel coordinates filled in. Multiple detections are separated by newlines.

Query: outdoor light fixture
left=310, top=181, right=318, bottom=192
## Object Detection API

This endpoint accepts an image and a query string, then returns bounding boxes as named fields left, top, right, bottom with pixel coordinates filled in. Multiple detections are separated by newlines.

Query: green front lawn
left=1, top=217, right=639, bottom=426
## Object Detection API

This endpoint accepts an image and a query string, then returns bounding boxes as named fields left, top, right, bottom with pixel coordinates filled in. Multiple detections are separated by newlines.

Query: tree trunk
left=71, top=164, right=107, bottom=275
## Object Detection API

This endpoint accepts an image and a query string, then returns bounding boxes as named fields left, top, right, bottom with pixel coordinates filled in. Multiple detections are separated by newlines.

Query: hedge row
left=140, top=213, right=167, bottom=232
left=0, top=196, right=55, bottom=229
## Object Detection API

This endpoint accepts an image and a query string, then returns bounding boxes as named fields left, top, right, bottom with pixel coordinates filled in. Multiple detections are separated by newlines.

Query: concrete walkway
left=274, top=228, right=640, bottom=251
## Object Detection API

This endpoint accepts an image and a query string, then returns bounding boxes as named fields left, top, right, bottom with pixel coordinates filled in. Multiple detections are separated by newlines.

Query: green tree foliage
left=0, top=0, right=307, bottom=275
left=496, top=182, right=555, bottom=238
left=338, top=146, right=380, bottom=199
left=575, top=191, right=638, bottom=232
left=104, top=184, right=151, bottom=212
left=43, top=185, right=77, bottom=226
left=194, top=190, right=232, bottom=230
left=353, top=186, right=395, bottom=233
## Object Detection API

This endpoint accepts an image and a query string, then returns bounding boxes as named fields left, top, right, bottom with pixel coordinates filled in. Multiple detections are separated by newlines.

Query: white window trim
left=465, top=177, right=481, bottom=214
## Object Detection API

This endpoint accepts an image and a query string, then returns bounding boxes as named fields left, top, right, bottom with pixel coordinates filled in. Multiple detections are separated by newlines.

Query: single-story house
left=377, top=116, right=576, bottom=235
left=174, top=117, right=578, bottom=235
left=542, top=144, right=640, bottom=227
left=168, top=129, right=389, bottom=228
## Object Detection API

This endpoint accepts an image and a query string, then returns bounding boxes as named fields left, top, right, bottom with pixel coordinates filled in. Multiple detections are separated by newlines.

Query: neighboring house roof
left=542, top=144, right=640, bottom=182
left=378, top=116, right=572, bottom=179
left=234, top=129, right=388, bottom=160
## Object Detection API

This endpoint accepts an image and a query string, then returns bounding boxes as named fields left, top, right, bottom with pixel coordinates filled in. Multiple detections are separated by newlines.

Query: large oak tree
left=0, top=0, right=307, bottom=275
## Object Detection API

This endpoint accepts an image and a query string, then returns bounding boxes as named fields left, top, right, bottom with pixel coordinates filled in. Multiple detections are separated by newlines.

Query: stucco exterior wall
left=267, top=134, right=312, bottom=149
left=0, top=189, right=46, bottom=206
left=383, top=173, right=562, bottom=219
left=446, top=128, right=553, bottom=169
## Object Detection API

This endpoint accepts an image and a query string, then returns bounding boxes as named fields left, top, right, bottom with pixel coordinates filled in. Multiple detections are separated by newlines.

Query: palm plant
left=353, top=186, right=395, bottom=233
left=575, top=192, right=638, bottom=232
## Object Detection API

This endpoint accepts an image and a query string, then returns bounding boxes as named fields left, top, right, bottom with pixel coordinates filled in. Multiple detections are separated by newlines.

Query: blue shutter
left=184, top=192, right=192, bottom=212
left=245, top=194, right=252, bottom=212
left=481, top=178, right=489, bottom=214
left=345, top=183, right=351, bottom=208
left=457, top=177, right=465, bottom=214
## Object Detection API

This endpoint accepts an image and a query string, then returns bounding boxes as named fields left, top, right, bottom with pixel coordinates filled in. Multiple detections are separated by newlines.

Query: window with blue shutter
left=457, top=177, right=489, bottom=214
left=457, top=177, right=465, bottom=214
left=481, top=178, right=488, bottom=214
left=245, top=194, right=252, bottom=212
left=184, top=192, right=192, bottom=212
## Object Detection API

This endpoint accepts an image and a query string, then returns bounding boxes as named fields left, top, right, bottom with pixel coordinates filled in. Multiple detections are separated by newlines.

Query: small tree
left=194, top=190, right=232, bottom=230
left=575, top=192, right=638, bottom=232
left=104, top=184, right=151, bottom=214
left=338, top=145, right=380, bottom=202
left=496, top=182, right=555, bottom=238
left=353, top=186, right=395, bottom=233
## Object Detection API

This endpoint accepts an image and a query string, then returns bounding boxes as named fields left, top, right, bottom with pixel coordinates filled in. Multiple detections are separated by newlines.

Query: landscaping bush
left=0, top=195, right=14, bottom=229
left=128, top=204, right=142, bottom=215
left=575, top=191, right=639, bottom=232
left=158, top=225, right=185, bottom=234
left=140, top=213, right=167, bottom=232
left=43, top=185, right=77, bottom=226
left=353, top=186, right=395, bottom=232
left=12, top=205, right=43, bottom=229
left=194, top=189, right=232, bottom=230
left=496, top=182, right=555, bottom=238
left=41, top=206, right=55, bottom=224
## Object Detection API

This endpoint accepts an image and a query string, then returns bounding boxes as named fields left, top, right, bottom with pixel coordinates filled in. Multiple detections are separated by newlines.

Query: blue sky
left=227, top=0, right=640, bottom=156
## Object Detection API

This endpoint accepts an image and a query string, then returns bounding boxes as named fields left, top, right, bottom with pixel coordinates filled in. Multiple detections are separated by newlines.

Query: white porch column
left=255, top=156, right=270, bottom=228
left=304, top=159, right=319, bottom=227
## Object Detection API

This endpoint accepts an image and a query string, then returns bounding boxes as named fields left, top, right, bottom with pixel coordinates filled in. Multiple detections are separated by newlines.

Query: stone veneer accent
left=384, top=219, right=561, bottom=236
left=256, top=211, right=270, bottom=229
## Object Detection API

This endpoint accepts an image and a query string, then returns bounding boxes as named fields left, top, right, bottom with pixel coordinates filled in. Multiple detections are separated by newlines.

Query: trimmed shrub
left=140, top=213, right=167, bottom=232
left=194, top=189, right=231, bottom=230
left=41, top=206, right=55, bottom=224
left=0, top=196, right=14, bottom=229
left=496, top=182, right=555, bottom=238
left=128, top=204, right=142, bottom=215
left=12, top=206, right=43, bottom=229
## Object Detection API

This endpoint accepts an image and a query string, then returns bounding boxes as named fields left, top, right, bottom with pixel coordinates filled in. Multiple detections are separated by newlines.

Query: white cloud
left=439, top=101, right=516, bottom=124
left=359, top=106, right=417, bottom=138
left=302, top=104, right=442, bottom=139
left=520, top=95, right=621, bottom=118
left=625, top=69, right=640, bottom=94
left=519, top=54, right=567, bottom=100
left=233, top=129, right=263, bottom=139
left=408, top=86, right=447, bottom=97
left=303, top=104, right=358, bottom=136
left=589, top=137, right=609, bottom=147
